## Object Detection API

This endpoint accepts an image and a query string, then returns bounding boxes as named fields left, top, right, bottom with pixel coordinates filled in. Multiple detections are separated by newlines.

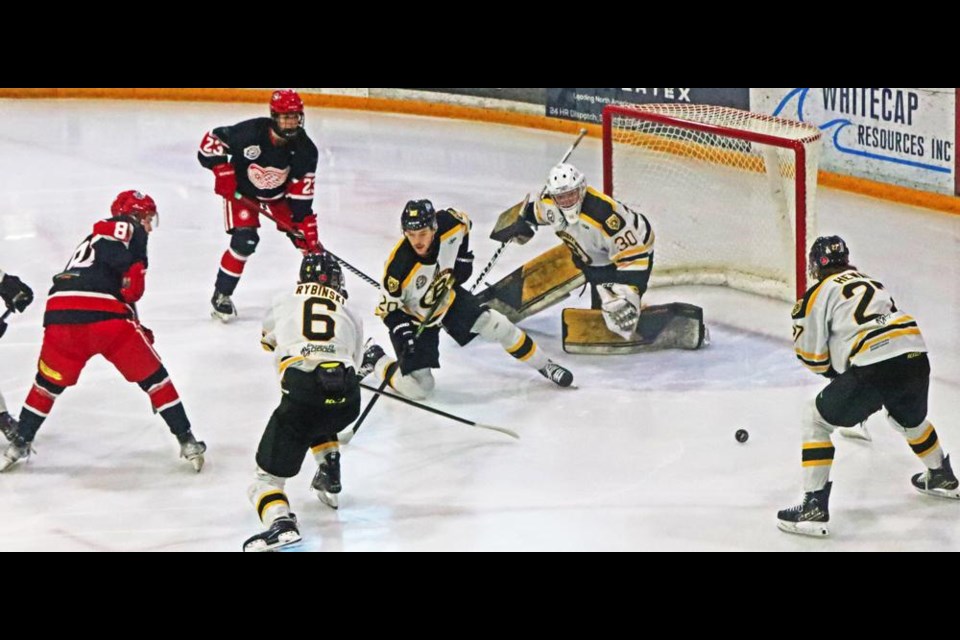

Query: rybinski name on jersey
left=295, top=284, right=345, bottom=305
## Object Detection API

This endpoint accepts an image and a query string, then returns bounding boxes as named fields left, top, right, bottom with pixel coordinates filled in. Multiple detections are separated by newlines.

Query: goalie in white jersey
left=244, top=252, right=364, bottom=552
left=778, top=236, right=959, bottom=538
left=503, top=163, right=655, bottom=338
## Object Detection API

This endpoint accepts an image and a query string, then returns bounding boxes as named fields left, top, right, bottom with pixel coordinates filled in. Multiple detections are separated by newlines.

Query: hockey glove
left=0, top=274, right=34, bottom=313
left=120, top=262, right=147, bottom=303
left=212, top=163, right=238, bottom=199
left=392, top=320, right=417, bottom=360
left=290, top=214, right=320, bottom=254
left=490, top=200, right=535, bottom=244
left=454, top=250, right=474, bottom=283
left=598, top=283, right=640, bottom=338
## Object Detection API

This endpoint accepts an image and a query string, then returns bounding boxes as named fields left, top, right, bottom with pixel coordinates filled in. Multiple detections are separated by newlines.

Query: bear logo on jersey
left=416, top=275, right=427, bottom=289
left=606, top=214, right=621, bottom=231
left=244, top=145, right=261, bottom=160
left=387, top=277, right=400, bottom=294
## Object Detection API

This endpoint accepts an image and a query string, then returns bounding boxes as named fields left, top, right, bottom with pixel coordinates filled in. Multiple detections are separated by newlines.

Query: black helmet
left=401, top=199, right=437, bottom=231
left=808, top=235, right=850, bottom=280
left=300, top=252, right=344, bottom=293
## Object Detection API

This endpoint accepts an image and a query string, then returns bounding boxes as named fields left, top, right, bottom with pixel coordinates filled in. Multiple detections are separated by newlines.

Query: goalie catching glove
left=597, top=283, right=640, bottom=339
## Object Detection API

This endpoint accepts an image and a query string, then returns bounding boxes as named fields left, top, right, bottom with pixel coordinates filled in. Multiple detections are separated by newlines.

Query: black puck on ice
left=735, top=429, right=749, bottom=443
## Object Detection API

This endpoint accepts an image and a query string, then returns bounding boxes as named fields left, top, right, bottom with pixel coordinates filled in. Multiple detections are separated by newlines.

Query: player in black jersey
left=198, top=89, right=320, bottom=321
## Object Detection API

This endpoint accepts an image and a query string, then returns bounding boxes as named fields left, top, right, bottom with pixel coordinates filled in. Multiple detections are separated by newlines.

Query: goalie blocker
left=562, top=304, right=708, bottom=354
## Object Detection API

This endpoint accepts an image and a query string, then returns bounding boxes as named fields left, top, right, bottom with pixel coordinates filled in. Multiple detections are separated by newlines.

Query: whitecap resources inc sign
left=752, top=88, right=956, bottom=194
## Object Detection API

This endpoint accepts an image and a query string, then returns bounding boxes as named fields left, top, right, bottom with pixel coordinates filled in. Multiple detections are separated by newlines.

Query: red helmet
left=111, top=190, right=158, bottom=226
left=270, top=89, right=304, bottom=114
left=269, top=89, right=304, bottom=140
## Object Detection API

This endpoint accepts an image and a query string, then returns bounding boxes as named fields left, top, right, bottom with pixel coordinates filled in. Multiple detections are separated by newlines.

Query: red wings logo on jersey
left=247, top=164, right=291, bottom=190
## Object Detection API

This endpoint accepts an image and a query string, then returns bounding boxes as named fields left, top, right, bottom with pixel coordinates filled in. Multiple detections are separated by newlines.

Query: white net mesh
left=604, top=104, right=822, bottom=301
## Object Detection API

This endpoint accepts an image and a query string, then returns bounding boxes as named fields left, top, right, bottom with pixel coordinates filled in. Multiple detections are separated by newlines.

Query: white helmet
left=546, top=163, right=586, bottom=224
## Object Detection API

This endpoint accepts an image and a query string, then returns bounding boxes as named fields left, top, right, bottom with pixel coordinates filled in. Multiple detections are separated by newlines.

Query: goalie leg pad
left=476, top=244, right=585, bottom=323
left=561, top=303, right=707, bottom=354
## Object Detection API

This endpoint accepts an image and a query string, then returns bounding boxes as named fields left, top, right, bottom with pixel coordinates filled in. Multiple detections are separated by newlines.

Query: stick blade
left=474, top=423, right=520, bottom=440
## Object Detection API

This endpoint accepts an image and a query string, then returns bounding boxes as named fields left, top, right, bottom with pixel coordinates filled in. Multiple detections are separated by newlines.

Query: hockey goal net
left=602, top=104, right=822, bottom=301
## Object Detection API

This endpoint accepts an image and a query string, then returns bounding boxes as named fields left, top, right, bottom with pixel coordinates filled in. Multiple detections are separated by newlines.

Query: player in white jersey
left=366, top=199, right=573, bottom=401
left=778, top=236, right=959, bottom=537
left=244, top=253, right=364, bottom=552
left=500, top=163, right=655, bottom=339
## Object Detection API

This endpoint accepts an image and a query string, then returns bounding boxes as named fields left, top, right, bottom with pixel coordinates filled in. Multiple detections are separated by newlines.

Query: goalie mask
left=111, top=190, right=158, bottom=231
left=270, top=89, right=305, bottom=140
left=546, top=163, right=586, bottom=224
left=300, top=252, right=345, bottom=295
left=808, top=235, right=850, bottom=281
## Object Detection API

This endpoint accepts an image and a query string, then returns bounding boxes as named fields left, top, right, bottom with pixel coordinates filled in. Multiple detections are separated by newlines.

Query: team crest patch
left=387, top=276, right=400, bottom=293
left=606, top=214, right=621, bottom=231
left=244, top=145, right=261, bottom=160
left=416, top=275, right=427, bottom=289
left=248, top=164, right=290, bottom=190
left=791, top=300, right=802, bottom=317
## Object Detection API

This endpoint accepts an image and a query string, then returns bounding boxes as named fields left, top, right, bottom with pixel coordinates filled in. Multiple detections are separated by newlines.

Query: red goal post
left=602, top=104, right=823, bottom=301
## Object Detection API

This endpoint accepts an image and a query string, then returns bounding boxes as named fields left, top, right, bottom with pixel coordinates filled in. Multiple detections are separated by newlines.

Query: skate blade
left=187, top=455, right=205, bottom=472
left=914, top=486, right=960, bottom=500
left=316, top=490, right=339, bottom=510
left=211, top=311, right=236, bottom=323
left=243, top=531, right=303, bottom=553
left=777, top=520, right=829, bottom=537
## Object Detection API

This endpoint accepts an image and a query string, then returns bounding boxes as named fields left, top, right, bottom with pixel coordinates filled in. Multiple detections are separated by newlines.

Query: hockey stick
left=234, top=194, right=304, bottom=238
left=358, top=382, right=519, bottom=439
left=469, top=128, right=588, bottom=293
left=234, top=194, right=381, bottom=289
left=341, top=362, right=397, bottom=444
left=328, top=251, right=380, bottom=289
left=348, top=278, right=454, bottom=440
